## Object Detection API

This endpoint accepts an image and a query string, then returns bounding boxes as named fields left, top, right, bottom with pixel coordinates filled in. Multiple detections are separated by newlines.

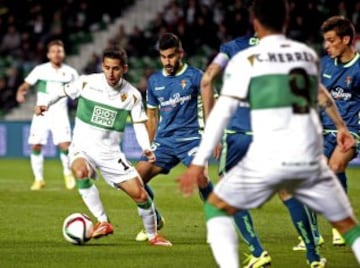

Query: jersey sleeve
left=24, top=66, right=40, bottom=86
left=221, top=53, right=252, bottom=99
left=130, top=90, right=148, bottom=123
left=63, top=75, right=85, bottom=100
left=146, top=77, right=159, bottom=109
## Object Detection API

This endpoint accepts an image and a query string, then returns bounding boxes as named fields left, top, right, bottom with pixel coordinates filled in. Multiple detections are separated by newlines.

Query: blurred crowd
left=1, top=0, right=360, bottom=116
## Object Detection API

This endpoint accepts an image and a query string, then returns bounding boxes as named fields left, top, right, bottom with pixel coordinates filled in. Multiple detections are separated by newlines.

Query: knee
left=72, top=166, right=89, bottom=179
left=134, top=188, right=149, bottom=203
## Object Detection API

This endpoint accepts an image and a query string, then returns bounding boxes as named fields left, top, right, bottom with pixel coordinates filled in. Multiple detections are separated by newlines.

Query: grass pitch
left=0, top=159, right=359, bottom=267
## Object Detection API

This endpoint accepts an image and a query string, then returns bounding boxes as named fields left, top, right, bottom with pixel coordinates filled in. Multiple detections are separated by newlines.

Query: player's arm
left=133, top=122, right=155, bottom=163
left=146, top=107, right=158, bottom=143
left=318, top=83, right=355, bottom=152
left=16, top=82, right=31, bottom=103
left=201, top=52, right=228, bottom=120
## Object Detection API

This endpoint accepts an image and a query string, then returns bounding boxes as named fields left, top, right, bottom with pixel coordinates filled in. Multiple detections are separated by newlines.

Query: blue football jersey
left=220, top=35, right=258, bottom=132
left=147, top=64, right=203, bottom=140
left=320, top=53, right=360, bottom=133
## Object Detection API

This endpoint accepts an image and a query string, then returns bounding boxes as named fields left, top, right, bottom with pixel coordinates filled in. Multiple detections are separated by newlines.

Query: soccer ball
left=62, top=213, right=93, bottom=245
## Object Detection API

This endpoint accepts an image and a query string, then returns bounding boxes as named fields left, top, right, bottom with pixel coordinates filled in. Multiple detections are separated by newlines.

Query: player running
left=34, top=47, right=172, bottom=247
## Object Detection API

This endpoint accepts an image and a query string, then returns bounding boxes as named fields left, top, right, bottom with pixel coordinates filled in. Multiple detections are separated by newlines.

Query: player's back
left=147, top=64, right=203, bottom=140
left=228, top=35, right=322, bottom=164
left=220, top=35, right=258, bottom=133
left=320, top=54, right=360, bottom=133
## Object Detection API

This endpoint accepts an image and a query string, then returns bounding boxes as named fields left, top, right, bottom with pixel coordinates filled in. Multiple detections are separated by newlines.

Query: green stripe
left=76, top=96, right=129, bottom=132
left=76, top=178, right=92, bottom=189
left=204, top=202, right=228, bottom=221
left=36, top=80, right=47, bottom=93
left=249, top=74, right=318, bottom=110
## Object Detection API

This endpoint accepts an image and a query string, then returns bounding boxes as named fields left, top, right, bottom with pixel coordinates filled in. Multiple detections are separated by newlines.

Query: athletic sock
left=343, top=225, right=360, bottom=264
left=144, top=184, right=162, bottom=224
left=199, top=181, right=213, bottom=201
left=233, top=210, right=264, bottom=257
left=205, top=202, right=239, bottom=268
left=77, top=179, right=108, bottom=222
left=59, top=149, right=71, bottom=175
left=137, top=198, right=156, bottom=240
left=336, top=172, right=348, bottom=193
left=283, top=197, right=320, bottom=263
left=304, top=206, right=321, bottom=244
left=31, top=149, right=44, bottom=181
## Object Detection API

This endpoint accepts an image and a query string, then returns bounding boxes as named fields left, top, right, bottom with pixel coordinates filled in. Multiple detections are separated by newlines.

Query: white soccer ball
left=62, top=213, right=93, bottom=245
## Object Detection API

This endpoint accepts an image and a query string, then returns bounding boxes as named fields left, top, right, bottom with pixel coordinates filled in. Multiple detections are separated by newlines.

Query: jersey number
left=118, top=158, right=130, bottom=171
left=289, top=68, right=311, bottom=114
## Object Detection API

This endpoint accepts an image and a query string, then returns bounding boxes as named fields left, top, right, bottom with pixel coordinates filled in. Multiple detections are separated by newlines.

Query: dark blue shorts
left=323, top=130, right=360, bottom=159
left=140, top=137, right=200, bottom=174
left=218, top=131, right=252, bottom=176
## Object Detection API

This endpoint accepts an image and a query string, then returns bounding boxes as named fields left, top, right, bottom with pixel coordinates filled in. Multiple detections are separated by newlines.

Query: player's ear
left=342, top=35, right=351, bottom=46
left=122, top=64, right=128, bottom=74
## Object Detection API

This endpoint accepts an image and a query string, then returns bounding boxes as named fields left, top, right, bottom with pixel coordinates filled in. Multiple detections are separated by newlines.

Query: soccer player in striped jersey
left=34, top=47, right=172, bottom=247
left=16, top=40, right=78, bottom=190
left=134, top=32, right=214, bottom=241
left=179, top=0, right=360, bottom=267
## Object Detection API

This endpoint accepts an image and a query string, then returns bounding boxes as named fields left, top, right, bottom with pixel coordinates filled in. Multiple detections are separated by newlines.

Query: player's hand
left=34, top=105, right=48, bottom=116
left=144, top=149, right=156, bottom=163
left=16, top=90, right=27, bottom=103
left=336, top=127, right=355, bottom=152
left=178, top=164, right=205, bottom=197
left=213, top=143, right=222, bottom=159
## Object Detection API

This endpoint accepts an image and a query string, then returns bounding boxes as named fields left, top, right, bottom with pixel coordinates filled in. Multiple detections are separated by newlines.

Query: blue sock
left=304, top=206, right=321, bottom=244
left=198, top=181, right=213, bottom=201
left=234, top=210, right=264, bottom=257
left=336, top=172, right=348, bottom=193
left=283, top=198, right=320, bottom=263
left=144, top=184, right=162, bottom=224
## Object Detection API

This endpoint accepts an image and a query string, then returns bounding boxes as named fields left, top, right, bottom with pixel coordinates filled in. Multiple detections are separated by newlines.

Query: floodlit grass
left=0, top=159, right=359, bottom=267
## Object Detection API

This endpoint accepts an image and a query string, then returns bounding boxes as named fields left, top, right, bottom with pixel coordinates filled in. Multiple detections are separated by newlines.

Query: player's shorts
left=218, top=130, right=252, bottom=176
left=28, top=113, right=71, bottom=145
left=140, top=136, right=200, bottom=174
left=323, top=129, right=360, bottom=159
left=69, top=144, right=140, bottom=188
left=214, top=150, right=353, bottom=222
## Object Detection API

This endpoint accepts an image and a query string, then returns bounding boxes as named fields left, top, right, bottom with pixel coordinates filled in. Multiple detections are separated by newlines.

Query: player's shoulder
left=62, top=63, right=78, bottom=73
left=220, top=34, right=257, bottom=55
left=185, top=64, right=203, bottom=75
left=33, top=62, right=50, bottom=71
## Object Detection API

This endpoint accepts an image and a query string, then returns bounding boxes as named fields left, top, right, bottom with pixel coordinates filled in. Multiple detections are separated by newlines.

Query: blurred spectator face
left=323, top=30, right=349, bottom=58
left=159, top=47, right=183, bottom=75
left=47, top=44, right=65, bottom=66
left=102, top=57, right=127, bottom=87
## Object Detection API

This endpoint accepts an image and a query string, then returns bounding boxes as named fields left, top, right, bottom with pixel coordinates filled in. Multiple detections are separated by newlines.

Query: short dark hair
left=47, top=39, right=64, bottom=50
left=252, top=0, right=288, bottom=32
left=102, top=47, right=128, bottom=65
left=321, top=16, right=355, bottom=44
left=158, top=32, right=182, bottom=51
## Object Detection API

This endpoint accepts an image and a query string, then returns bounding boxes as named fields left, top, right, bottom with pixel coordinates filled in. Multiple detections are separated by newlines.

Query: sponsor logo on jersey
left=160, top=93, right=192, bottom=107
left=330, top=87, right=352, bottom=101
left=322, top=73, right=332, bottom=79
left=91, top=105, right=117, bottom=127
left=155, top=86, right=165, bottom=90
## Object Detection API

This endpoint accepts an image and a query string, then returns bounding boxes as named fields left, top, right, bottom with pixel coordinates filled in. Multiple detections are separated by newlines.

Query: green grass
left=0, top=159, right=359, bottom=267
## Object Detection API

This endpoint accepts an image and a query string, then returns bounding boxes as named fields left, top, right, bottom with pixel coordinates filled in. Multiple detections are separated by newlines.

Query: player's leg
left=28, top=116, right=48, bottom=190
left=118, top=175, right=171, bottom=247
left=58, top=142, right=75, bottom=189
left=324, top=132, right=357, bottom=246
left=135, top=160, right=165, bottom=241
left=52, top=119, right=75, bottom=190
left=279, top=191, right=324, bottom=264
left=71, top=155, right=112, bottom=238
left=219, top=133, right=270, bottom=265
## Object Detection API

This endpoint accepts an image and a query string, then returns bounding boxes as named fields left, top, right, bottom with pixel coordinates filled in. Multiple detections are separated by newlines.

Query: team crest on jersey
left=180, top=80, right=187, bottom=89
left=345, top=76, right=352, bottom=87
left=120, top=93, right=128, bottom=102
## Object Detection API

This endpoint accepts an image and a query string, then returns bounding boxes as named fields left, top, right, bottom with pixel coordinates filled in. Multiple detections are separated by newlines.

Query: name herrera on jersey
left=159, top=93, right=192, bottom=107
left=250, top=51, right=316, bottom=63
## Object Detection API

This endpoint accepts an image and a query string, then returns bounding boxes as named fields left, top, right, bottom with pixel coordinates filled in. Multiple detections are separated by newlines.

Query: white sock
left=30, top=152, right=44, bottom=181
left=59, top=151, right=71, bottom=175
left=78, top=185, right=108, bottom=222
left=352, top=237, right=360, bottom=264
left=207, top=216, right=239, bottom=268
left=137, top=201, right=156, bottom=240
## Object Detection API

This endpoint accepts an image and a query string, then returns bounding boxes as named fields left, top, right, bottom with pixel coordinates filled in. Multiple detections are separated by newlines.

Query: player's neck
left=50, top=62, right=62, bottom=69
left=338, top=47, right=356, bottom=64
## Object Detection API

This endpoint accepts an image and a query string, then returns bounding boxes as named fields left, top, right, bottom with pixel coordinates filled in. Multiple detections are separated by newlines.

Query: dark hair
left=158, top=32, right=182, bottom=51
left=102, top=47, right=128, bottom=65
left=252, top=0, right=288, bottom=32
left=47, top=39, right=64, bottom=50
left=321, top=16, right=355, bottom=44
